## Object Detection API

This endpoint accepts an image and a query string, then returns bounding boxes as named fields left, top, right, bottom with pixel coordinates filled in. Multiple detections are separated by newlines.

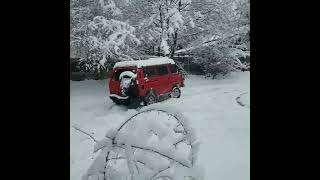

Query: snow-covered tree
left=174, top=0, right=250, bottom=76
left=71, top=0, right=250, bottom=79
left=70, top=0, right=140, bottom=77
left=85, top=16, right=140, bottom=70
left=121, top=0, right=195, bottom=57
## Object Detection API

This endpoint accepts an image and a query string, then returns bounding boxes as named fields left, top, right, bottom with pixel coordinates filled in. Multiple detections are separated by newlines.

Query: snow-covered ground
left=70, top=72, right=250, bottom=180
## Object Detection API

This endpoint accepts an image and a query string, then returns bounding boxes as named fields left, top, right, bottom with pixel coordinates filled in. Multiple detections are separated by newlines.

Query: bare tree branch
left=150, top=166, right=171, bottom=180
left=72, top=125, right=98, bottom=143
left=107, top=156, right=155, bottom=171
left=173, top=137, right=186, bottom=147
left=112, top=143, right=191, bottom=168
left=154, top=175, right=174, bottom=180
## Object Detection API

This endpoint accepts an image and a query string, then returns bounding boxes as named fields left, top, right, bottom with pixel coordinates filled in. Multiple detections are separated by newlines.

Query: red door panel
left=142, top=66, right=160, bottom=96
left=156, top=65, right=171, bottom=94
left=109, top=79, right=121, bottom=94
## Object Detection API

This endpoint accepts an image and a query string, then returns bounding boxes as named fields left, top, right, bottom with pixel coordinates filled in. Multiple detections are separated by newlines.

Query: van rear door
left=109, top=70, right=121, bottom=95
left=109, top=68, right=136, bottom=95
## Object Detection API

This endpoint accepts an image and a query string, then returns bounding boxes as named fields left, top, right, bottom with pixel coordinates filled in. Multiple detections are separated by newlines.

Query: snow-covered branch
left=72, top=125, right=98, bottom=143
left=150, top=166, right=171, bottom=180
left=83, top=106, right=202, bottom=180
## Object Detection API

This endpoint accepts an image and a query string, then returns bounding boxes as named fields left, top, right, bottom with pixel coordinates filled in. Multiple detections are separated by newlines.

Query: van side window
left=143, top=66, right=157, bottom=77
left=157, top=65, right=168, bottom=76
left=169, top=64, right=178, bottom=73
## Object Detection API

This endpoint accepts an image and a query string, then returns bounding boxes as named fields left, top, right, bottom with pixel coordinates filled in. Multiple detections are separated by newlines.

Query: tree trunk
left=159, top=5, right=164, bottom=57
left=170, top=1, right=182, bottom=58
left=158, top=46, right=161, bottom=56
left=170, top=31, right=178, bottom=58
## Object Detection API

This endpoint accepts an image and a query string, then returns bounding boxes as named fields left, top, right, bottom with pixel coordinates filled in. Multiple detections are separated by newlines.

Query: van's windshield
left=112, top=69, right=136, bottom=81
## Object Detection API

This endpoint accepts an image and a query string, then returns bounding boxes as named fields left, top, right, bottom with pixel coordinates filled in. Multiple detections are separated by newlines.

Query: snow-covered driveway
left=70, top=72, right=250, bottom=180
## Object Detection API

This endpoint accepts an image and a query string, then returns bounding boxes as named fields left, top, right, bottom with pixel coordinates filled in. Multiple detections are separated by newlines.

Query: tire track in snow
left=236, top=92, right=250, bottom=108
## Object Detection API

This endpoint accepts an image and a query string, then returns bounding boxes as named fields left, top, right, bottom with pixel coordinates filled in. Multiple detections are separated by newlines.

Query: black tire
left=171, top=87, right=181, bottom=98
left=144, top=91, right=157, bottom=106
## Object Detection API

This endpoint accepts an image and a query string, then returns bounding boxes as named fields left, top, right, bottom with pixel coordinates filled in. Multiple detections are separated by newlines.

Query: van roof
left=113, top=57, right=175, bottom=69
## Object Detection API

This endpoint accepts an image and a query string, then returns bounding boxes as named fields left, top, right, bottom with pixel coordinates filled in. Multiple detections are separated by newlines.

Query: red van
left=109, top=57, right=184, bottom=106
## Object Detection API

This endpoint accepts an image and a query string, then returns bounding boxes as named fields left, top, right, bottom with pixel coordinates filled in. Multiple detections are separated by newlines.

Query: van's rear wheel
left=171, top=87, right=181, bottom=98
left=144, top=92, right=157, bottom=105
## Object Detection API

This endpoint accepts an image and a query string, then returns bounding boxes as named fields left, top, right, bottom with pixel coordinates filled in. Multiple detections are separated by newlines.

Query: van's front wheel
left=171, top=87, right=181, bottom=98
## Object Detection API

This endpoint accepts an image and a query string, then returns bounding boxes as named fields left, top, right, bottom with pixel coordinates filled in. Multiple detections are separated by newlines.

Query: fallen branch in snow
left=173, top=129, right=185, bottom=134
left=83, top=107, right=201, bottom=180
left=153, top=175, right=174, bottom=180
left=108, top=156, right=126, bottom=161
left=117, top=108, right=198, bottom=166
left=101, top=140, right=191, bottom=168
left=173, top=137, right=187, bottom=148
left=108, top=156, right=155, bottom=171
left=117, top=109, right=187, bottom=134
left=150, top=166, right=171, bottom=180
left=102, top=136, right=184, bottom=171
left=104, top=151, right=110, bottom=179
left=134, top=159, right=140, bottom=175
left=72, top=125, right=98, bottom=143
left=127, top=144, right=190, bottom=168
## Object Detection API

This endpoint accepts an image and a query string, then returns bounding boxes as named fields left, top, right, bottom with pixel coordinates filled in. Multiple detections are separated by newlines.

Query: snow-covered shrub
left=82, top=105, right=203, bottom=180
left=190, top=45, right=246, bottom=79
left=77, top=16, right=140, bottom=78
left=71, top=0, right=140, bottom=79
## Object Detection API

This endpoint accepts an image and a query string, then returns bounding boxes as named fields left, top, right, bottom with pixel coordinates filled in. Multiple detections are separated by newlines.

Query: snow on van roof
left=113, top=57, right=175, bottom=69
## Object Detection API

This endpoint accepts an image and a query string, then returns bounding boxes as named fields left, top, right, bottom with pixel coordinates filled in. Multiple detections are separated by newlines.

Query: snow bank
left=113, top=57, right=175, bottom=69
